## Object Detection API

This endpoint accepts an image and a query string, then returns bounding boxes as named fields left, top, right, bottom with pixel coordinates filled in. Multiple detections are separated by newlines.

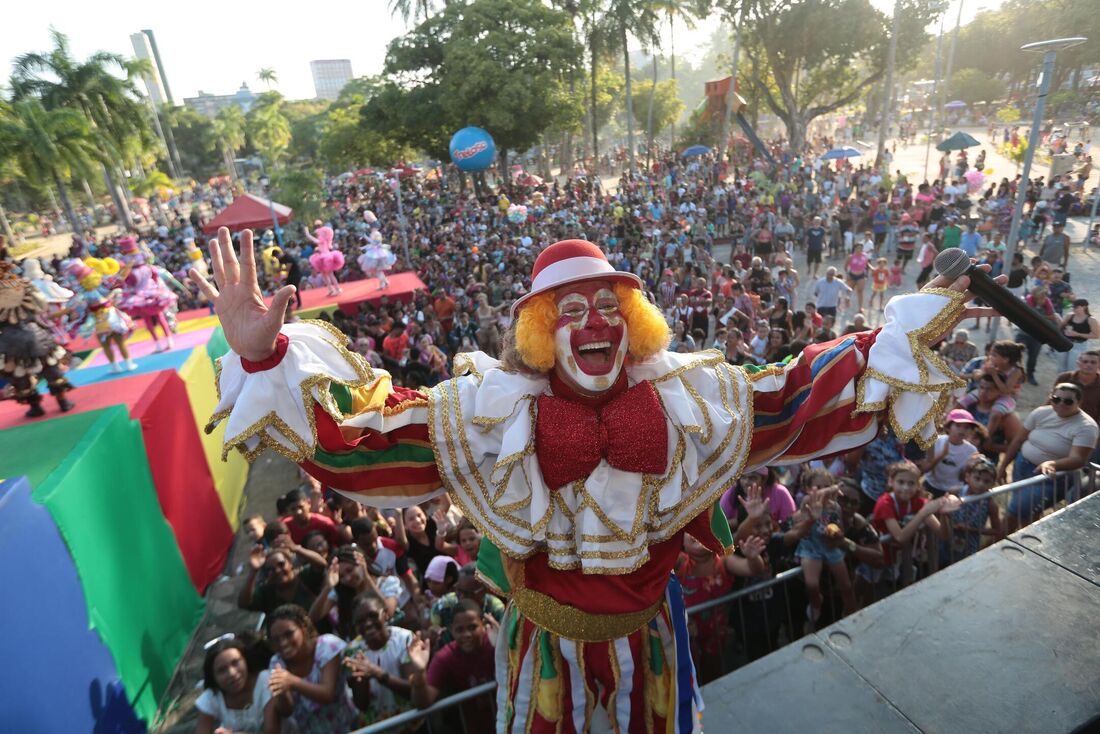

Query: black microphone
left=934, top=248, right=1073, bottom=352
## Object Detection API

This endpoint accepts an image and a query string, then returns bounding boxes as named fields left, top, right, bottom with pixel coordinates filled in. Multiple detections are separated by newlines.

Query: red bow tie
left=536, top=380, right=668, bottom=491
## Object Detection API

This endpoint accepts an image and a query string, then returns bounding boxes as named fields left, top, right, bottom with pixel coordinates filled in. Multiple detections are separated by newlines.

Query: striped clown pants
left=495, top=577, right=702, bottom=734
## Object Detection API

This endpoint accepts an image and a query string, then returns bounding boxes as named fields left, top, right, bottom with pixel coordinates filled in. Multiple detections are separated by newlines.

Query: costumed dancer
left=65, top=257, right=136, bottom=373
left=116, top=236, right=178, bottom=352
left=0, top=263, right=74, bottom=417
left=193, top=231, right=990, bottom=733
left=357, top=231, right=396, bottom=291
left=305, top=221, right=345, bottom=296
left=18, top=257, right=76, bottom=345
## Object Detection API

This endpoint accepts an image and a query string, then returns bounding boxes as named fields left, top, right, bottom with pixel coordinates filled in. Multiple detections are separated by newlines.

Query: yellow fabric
left=179, top=345, right=248, bottom=528
left=349, top=373, right=393, bottom=415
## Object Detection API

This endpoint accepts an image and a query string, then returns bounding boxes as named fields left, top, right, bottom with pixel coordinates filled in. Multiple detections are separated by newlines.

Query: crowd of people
left=5, top=130, right=1099, bottom=733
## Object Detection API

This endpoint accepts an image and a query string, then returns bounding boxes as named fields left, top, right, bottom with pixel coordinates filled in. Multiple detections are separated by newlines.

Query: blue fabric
left=0, top=476, right=145, bottom=733
left=666, top=575, right=697, bottom=734
left=65, top=348, right=194, bottom=388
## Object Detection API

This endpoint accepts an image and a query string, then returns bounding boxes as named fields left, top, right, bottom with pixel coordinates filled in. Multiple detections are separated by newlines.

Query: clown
left=305, top=221, right=345, bottom=296
left=116, top=236, right=178, bottom=352
left=357, top=231, right=396, bottom=291
left=193, top=231, right=994, bottom=732
left=65, top=257, right=136, bottom=372
left=0, top=263, right=74, bottom=417
left=18, top=257, right=75, bottom=345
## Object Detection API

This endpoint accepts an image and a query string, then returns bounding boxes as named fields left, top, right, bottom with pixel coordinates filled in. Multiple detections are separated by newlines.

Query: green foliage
left=0, top=98, right=98, bottom=185
left=320, top=106, right=411, bottom=170
left=166, top=107, right=222, bottom=179
left=246, top=93, right=292, bottom=168
left=675, top=107, right=723, bottom=150
left=365, top=0, right=583, bottom=160
left=585, top=65, right=626, bottom=134
left=995, top=107, right=1021, bottom=124
left=129, top=169, right=173, bottom=197
left=270, top=165, right=323, bottom=223
left=632, top=78, right=685, bottom=136
left=737, top=0, right=943, bottom=147
left=946, top=68, right=1005, bottom=106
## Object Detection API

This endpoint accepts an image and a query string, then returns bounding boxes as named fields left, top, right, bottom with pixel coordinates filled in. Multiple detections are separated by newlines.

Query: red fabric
left=522, top=512, right=718, bottom=616
left=130, top=370, right=233, bottom=592
left=536, top=380, right=667, bottom=490
left=279, top=512, right=340, bottom=547
left=201, top=193, right=292, bottom=234
left=240, top=333, right=289, bottom=373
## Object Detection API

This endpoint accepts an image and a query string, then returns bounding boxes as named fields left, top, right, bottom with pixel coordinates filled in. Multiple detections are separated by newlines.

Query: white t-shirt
left=923, top=436, right=977, bottom=493
left=195, top=669, right=272, bottom=731
left=344, top=627, right=414, bottom=718
left=1021, top=407, right=1099, bottom=464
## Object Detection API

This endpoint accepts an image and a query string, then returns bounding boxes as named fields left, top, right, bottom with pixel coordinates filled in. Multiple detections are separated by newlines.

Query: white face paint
left=552, top=281, right=629, bottom=394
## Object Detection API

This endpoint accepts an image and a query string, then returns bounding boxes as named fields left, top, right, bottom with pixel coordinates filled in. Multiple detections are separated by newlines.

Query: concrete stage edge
left=702, top=491, right=1100, bottom=733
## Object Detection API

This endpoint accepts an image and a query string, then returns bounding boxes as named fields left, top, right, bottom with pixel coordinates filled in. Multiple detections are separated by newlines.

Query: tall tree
left=731, top=0, right=943, bottom=150
left=207, top=106, right=247, bottom=180
left=365, top=0, right=583, bottom=176
left=11, top=29, right=154, bottom=229
left=653, top=0, right=696, bottom=144
left=246, top=93, right=292, bottom=169
left=0, top=98, right=98, bottom=233
left=604, top=0, right=662, bottom=172
left=388, top=0, right=446, bottom=22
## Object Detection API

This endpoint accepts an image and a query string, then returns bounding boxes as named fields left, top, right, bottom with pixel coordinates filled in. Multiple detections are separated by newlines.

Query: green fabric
left=538, top=631, right=557, bottom=678
left=205, top=326, right=230, bottom=365
left=32, top=406, right=205, bottom=723
left=0, top=408, right=107, bottom=487
left=710, top=500, right=733, bottom=548
left=649, top=630, right=663, bottom=675
left=475, top=537, right=512, bottom=595
left=313, top=442, right=436, bottom=468
left=330, top=382, right=354, bottom=415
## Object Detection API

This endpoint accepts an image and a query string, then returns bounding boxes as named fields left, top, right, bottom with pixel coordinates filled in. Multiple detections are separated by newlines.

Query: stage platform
left=702, top=491, right=1100, bottom=733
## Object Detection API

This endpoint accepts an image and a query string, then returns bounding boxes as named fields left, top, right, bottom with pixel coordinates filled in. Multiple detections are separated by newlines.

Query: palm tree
left=388, top=0, right=444, bottom=22
left=246, top=97, right=291, bottom=169
left=605, top=0, right=661, bottom=173
left=207, top=106, right=247, bottom=181
left=654, top=0, right=695, bottom=146
left=0, top=98, right=98, bottom=233
left=11, top=30, right=152, bottom=230
left=581, top=0, right=615, bottom=167
left=257, top=68, right=278, bottom=89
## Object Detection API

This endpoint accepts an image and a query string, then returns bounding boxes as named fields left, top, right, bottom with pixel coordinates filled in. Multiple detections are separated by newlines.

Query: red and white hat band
left=530, top=256, right=616, bottom=293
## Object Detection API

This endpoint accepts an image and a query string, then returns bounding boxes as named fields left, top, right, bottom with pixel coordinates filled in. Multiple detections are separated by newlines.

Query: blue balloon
left=449, top=127, right=497, bottom=172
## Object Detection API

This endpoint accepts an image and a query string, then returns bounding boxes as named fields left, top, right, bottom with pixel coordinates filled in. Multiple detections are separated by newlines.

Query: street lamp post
left=993, top=36, right=1087, bottom=341
left=260, top=175, right=282, bottom=248
left=389, top=173, right=411, bottom=266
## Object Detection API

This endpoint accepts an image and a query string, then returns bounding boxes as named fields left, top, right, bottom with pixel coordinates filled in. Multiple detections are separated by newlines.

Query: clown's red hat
left=510, top=239, right=641, bottom=318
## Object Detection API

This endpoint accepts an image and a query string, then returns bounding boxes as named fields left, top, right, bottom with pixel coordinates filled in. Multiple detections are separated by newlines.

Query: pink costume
left=116, top=237, right=177, bottom=352
left=307, top=225, right=345, bottom=296
left=358, top=231, right=396, bottom=290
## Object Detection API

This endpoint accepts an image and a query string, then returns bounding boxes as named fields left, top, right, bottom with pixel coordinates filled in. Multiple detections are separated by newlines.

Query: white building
left=184, top=83, right=258, bottom=118
left=130, top=31, right=169, bottom=106
left=310, top=59, right=353, bottom=101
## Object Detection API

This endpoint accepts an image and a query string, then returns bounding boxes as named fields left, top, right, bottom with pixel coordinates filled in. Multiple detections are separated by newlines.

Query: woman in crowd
left=309, top=544, right=385, bottom=639
left=196, top=633, right=278, bottom=734
left=239, top=547, right=318, bottom=616
left=1059, top=298, right=1100, bottom=372
left=267, top=604, right=359, bottom=734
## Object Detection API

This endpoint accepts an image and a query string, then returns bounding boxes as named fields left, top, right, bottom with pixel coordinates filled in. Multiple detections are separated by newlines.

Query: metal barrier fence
left=349, top=465, right=1097, bottom=734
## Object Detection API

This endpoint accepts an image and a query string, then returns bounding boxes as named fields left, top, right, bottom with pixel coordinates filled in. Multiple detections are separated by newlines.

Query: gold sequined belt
left=511, top=586, right=665, bottom=642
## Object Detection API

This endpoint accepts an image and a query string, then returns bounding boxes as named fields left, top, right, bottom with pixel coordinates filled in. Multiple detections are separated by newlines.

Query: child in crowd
left=676, top=532, right=766, bottom=683
left=719, top=466, right=798, bottom=528
left=889, top=258, right=904, bottom=287
left=870, top=257, right=891, bottom=315
left=942, top=456, right=1003, bottom=564
left=872, top=461, right=960, bottom=586
left=836, top=479, right=885, bottom=609
left=967, top=340, right=1024, bottom=439
left=794, top=471, right=857, bottom=631
left=919, top=409, right=980, bottom=496
left=343, top=593, right=417, bottom=726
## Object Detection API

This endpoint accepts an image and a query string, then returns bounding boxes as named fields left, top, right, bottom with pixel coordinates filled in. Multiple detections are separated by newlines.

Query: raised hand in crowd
left=738, top=483, right=770, bottom=521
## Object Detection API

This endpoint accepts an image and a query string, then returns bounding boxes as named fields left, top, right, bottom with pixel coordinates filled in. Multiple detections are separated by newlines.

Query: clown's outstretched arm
left=192, top=228, right=444, bottom=507
left=741, top=271, right=999, bottom=465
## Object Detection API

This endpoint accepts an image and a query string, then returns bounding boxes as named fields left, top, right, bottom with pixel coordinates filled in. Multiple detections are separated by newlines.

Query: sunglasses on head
left=1050, top=395, right=1077, bottom=405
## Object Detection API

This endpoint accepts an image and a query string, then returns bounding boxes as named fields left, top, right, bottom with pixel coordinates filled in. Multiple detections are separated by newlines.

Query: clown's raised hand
left=189, top=227, right=296, bottom=362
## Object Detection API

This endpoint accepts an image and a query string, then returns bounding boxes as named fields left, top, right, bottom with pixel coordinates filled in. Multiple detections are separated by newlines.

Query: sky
left=3, top=0, right=999, bottom=103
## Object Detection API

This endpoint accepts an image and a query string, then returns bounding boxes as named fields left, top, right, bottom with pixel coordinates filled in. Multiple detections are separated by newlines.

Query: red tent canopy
left=201, top=193, right=293, bottom=234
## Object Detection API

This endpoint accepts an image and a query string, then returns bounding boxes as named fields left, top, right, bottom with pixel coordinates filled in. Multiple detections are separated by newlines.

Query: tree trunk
left=81, top=178, right=97, bottom=215
left=646, top=53, right=658, bottom=171
left=538, top=137, right=553, bottom=180
left=590, top=43, right=600, bottom=170
left=669, top=13, right=677, bottom=148
left=162, top=108, right=185, bottom=177
left=222, top=144, right=238, bottom=182
left=52, top=170, right=80, bottom=236
left=0, top=200, right=16, bottom=244
left=623, top=28, right=636, bottom=173
left=111, top=164, right=135, bottom=230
